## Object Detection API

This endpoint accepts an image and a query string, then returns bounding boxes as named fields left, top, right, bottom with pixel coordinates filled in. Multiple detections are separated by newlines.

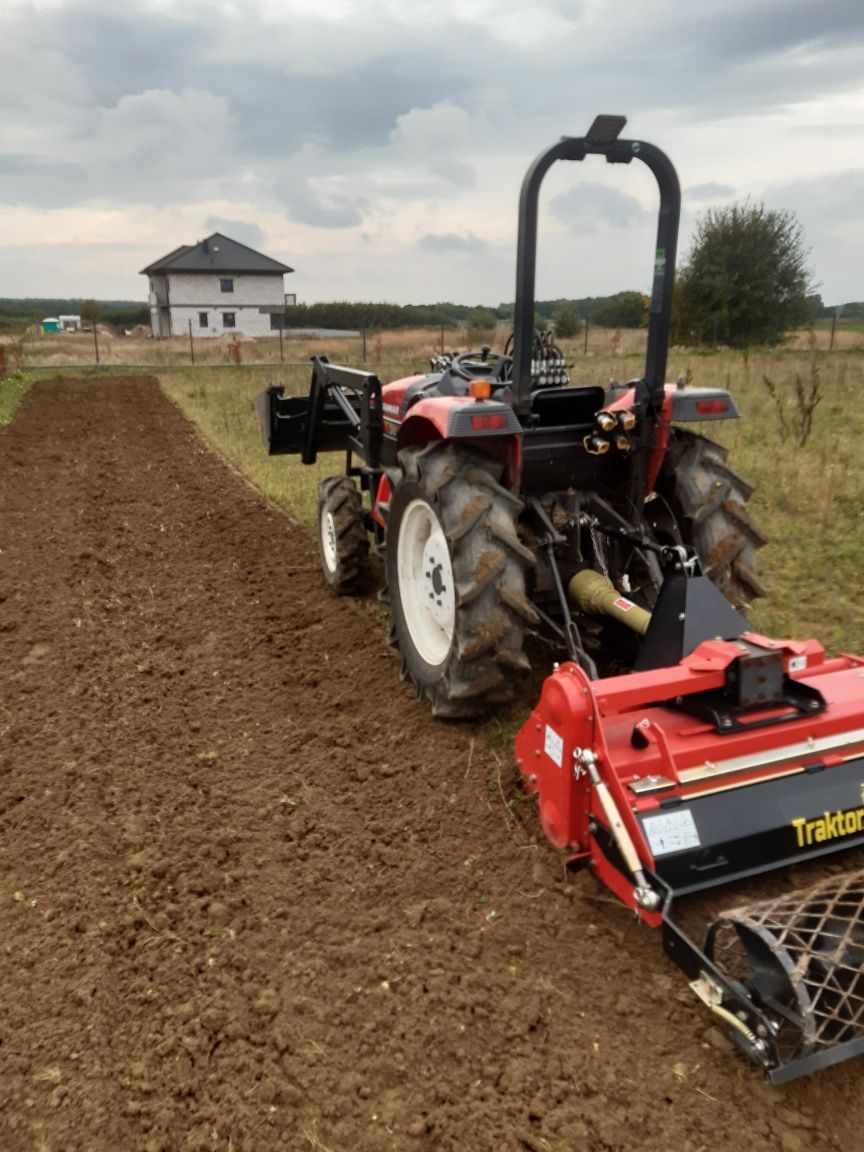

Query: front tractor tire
left=386, top=443, right=537, bottom=718
left=317, top=476, right=369, bottom=595
left=658, top=429, right=767, bottom=610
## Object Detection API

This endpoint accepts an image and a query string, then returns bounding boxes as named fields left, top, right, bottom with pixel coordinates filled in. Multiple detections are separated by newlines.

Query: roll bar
left=512, top=115, right=681, bottom=420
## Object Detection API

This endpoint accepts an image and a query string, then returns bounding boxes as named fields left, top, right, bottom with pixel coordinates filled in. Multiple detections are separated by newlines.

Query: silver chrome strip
left=677, top=727, right=864, bottom=788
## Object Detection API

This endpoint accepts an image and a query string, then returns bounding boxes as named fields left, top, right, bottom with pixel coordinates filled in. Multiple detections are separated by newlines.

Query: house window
left=222, top=312, right=236, bottom=328
left=220, top=278, right=234, bottom=293
left=198, top=312, right=208, bottom=328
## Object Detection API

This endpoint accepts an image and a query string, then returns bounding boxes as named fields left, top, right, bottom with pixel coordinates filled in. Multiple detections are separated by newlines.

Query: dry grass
left=7, top=317, right=864, bottom=375
left=9, top=323, right=674, bottom=372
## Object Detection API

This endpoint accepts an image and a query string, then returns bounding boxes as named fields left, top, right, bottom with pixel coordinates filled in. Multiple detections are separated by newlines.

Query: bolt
left=678, top=612, right=686, bottom=621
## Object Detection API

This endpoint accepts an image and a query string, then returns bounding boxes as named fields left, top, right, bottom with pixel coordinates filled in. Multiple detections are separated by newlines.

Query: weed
left=762, top=359, right=823, bottom=446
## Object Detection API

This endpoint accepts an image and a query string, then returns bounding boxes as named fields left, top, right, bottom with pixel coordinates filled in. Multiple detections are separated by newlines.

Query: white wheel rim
left=321, top=509, right=338, bottom=573
left=397, top=498, right=456, bottom=667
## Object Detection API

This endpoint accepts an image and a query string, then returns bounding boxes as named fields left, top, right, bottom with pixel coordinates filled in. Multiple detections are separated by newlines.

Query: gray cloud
left=202, top=218, right=266, bottom=250
left=550, top=183, right=650, bottom=229
left=417, top=233, right=488, bottom=254
left=686, top=182, right=736, bottom=201
left=0, top=154, right=88, bottom=208
left=764, top=168, right=864, bottom=302
left=2, top=0, right=864, bottom=299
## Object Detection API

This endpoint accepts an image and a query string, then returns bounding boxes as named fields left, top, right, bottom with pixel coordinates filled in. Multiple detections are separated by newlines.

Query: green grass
left=0, top=372, right=31, bottom=425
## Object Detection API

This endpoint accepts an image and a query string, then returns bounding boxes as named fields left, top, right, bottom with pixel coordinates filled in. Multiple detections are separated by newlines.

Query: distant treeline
left=0, top=298, right=149, bottom=331
left=816, top=300, right=864, bottom=320
left=280, top=293, right=862, bottom=332
left=1, top=294, right=859, bottom=336
left=283, top=294, right=652, bottom=331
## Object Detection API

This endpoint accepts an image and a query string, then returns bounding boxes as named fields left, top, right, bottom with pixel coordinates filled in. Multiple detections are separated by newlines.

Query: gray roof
left=141, top=232, right=293, bottom=276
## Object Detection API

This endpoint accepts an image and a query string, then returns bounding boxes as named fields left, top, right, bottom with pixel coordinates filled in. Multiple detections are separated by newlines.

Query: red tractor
left=258, top=116, right=864, bottom=1083
left=259, top=115, right=762, bottom=715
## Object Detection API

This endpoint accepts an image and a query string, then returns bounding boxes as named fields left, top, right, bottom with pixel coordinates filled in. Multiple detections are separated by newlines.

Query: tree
left=592, top=291, right=647, bottom=328
left=80, top=299, right=101, bottom=329
left=551, top=301, right=582, bottom=339
left=466, top=307, right=497, bottom=345
left=676, top=202, right=814, bottom=346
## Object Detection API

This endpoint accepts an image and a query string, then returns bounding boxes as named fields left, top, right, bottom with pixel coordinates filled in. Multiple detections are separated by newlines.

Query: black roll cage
left=511, top=117, right=681, bottom=422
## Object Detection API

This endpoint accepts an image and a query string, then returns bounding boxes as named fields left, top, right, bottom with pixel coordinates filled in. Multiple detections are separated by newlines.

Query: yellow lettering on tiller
left=792, top=808, right=864, bottom=848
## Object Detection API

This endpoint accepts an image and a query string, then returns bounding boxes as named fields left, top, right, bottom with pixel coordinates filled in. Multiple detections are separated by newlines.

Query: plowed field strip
left=0, top=378, right=855, bottom=1151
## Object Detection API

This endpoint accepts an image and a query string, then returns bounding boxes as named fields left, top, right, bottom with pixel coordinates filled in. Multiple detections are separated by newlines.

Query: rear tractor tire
left=386, top=443, right=538, bottom=718
left=317, top=476, right=369, bottom=595
left=657, top=429, right=767, bottom=610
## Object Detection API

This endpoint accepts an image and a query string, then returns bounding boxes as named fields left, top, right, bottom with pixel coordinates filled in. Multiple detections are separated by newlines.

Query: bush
left=676, top=201, right=814, bottom=346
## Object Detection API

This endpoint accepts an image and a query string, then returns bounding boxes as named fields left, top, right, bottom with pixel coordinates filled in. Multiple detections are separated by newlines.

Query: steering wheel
left=449, top=348, right=512, bottom=382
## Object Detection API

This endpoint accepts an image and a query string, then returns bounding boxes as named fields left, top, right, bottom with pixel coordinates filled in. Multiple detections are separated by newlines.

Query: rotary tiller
left=517, top=598, right=864, bottom=1083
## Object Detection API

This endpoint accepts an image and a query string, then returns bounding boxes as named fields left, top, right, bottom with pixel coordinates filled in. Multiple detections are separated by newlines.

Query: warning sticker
left=544, top=725, right=563, bottom=768
left=612, top=597, right=635, bottom=612
left=642, top=809, right=701, bottom=857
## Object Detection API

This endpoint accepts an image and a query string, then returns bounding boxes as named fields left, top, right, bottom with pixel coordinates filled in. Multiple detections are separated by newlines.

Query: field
left=2, top=315, right=864, bottom=375
left=1, top=338, right=863, bottom=1150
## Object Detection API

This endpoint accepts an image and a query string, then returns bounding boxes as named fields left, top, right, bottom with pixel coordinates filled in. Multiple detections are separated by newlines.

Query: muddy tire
left=657, top=428, right=767, bottom=610
left=317, top=476, right=369, bottom=594
left=386, top=443, right=537, bottom=718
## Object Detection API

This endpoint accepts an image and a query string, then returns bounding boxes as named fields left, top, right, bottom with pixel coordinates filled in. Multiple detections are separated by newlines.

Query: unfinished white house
left=141, top=233, right=294, bottom=339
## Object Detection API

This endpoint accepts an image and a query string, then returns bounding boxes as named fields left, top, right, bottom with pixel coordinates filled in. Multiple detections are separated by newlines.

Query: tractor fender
left=397, top=396, right=523, bottom=491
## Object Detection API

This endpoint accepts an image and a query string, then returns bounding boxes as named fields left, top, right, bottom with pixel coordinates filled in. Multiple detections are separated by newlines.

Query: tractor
left=257, top=116, right=864, bottom=1083
left=258, top=115, right=763, bottom=715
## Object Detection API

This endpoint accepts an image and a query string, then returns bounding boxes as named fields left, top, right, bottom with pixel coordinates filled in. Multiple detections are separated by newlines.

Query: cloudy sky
left=1, top=0, right=862, bottom=306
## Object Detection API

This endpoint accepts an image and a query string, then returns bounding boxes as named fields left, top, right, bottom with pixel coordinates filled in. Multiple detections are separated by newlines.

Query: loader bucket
left=706, top=867, right=864, bottom=1083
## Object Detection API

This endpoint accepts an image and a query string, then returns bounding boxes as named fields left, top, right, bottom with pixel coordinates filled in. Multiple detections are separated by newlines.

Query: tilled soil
left=1, top=377, right=861, bottom=1151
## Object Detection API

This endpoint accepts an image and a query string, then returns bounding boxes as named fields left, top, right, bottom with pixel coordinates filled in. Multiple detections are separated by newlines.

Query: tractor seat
left=530, top=386, right=605, bottom=428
